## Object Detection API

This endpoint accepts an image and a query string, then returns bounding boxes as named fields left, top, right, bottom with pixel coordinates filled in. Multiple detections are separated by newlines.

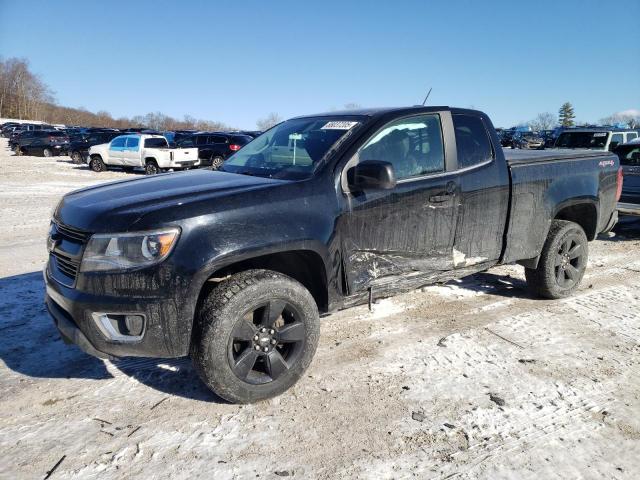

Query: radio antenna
left=421, top=87, right=432, bottom=106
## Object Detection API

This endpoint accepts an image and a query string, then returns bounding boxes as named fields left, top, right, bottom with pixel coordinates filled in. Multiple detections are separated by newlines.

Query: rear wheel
left=89, top=156, right=106, bottom=172
left=525, top=220, right=588, bottom=299
left=192, top=269, right=320, bottom=403
left=210, top=155, right=224, bottom=170
left=71, top=151, right=83, bottom=164
left=145, top=160, right=161, bottom=175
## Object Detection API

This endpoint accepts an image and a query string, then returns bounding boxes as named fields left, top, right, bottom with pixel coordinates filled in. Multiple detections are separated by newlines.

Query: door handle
left=429, top=194, right=452, bottom=203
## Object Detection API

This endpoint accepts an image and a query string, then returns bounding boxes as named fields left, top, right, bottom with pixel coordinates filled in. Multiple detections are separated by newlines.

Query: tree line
left=525, top=102, right=639, bottom=131
left=3, top=57, right=637, bottom=132
left=0, top=57, right=237, bottom=131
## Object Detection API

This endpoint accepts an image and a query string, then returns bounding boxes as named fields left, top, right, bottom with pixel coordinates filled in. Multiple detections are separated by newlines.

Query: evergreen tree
left=558, top=102, right=575, bottom=127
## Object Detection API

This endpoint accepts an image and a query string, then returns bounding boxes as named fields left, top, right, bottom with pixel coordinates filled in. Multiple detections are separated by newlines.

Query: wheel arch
left=553, top=200, right=599, bottom=241
left=194, top=249, right=329, bottom=317
left=518, top=200, right=598, bottom=269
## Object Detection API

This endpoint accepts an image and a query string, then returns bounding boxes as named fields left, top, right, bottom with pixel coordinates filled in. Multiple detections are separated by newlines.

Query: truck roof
left=292, top=106, right=485, bottom=120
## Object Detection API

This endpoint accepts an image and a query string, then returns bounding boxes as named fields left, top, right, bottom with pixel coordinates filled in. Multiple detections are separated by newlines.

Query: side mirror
left=348, top=160, right=397, bottom=191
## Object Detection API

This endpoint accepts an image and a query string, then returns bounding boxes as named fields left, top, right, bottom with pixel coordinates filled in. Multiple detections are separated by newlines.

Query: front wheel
left=71, top=151, right=83, bottom=164
left=192, top=269, right=320, bottom=404
left=525, top=220, right=588, bottom=299
left=43, top=148, right=53, bottom=157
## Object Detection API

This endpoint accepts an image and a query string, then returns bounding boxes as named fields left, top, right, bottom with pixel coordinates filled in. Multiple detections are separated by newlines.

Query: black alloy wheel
left=228, top=299, right=306, bottom=384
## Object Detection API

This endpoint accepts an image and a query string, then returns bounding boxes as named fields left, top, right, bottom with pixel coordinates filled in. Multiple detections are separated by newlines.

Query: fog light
left=92, top=312, right=145, bottom=342
left=124, top=315, right=144, bottom=336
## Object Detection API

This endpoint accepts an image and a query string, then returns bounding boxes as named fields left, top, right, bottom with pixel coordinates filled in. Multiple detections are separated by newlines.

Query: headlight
left=80, top=228, right=180, bottom=272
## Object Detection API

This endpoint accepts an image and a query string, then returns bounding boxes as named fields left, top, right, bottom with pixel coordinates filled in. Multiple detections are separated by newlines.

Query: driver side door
left=108, top=136, right=127, bottom=165
left=338, top=112, right=460, bottom=294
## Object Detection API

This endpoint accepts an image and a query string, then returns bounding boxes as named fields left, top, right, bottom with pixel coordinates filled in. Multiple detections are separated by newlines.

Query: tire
left=89, top=156, right=106, bottom=172
left=145, top=160, right=160, bottom=175
left=43, top=148, right=53, bottom=157
left=71, top=151, right=82, bottom=164
left=525, top=220, right=588, bottom=299
left=210, top=156, right=224, bottom=170
left=14, top=146, right=21, bottom=155
left=192, top=269, right=320, bottom=404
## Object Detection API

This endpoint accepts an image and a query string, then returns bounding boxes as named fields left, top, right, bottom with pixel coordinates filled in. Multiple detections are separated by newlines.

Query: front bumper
left=44, top=265, right=194, bottom=359
left=618, top=202, right=640, bottom=216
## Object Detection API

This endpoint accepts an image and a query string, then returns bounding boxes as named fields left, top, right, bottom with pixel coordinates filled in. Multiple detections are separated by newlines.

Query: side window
left=126, top=137, right=140, bottom=150
left=211, top=135, right=227, bottom=144
left=609, top=133, right=624, bottom=150
left=196, top=135, right=209, bottom=146
left=626, top=132, right=637, bottom=142
left=452, top=114, right=493, bottom=169
left=110, top=137, right=126, bottom=148
left=359, top=114, right=444, bottom=180
left=621, top=147, right=640, bottom=166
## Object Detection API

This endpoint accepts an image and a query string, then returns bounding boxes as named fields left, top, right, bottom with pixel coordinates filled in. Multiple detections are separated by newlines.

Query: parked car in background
left=46, top=106, right=621, bottom=403
left=177, top=132, right=253, bottom=168
left=88, top=134, right=200, bottom=174
left=499, top=128, right=515, bottom=147
left=554, top=128, right=638, bottom=151
left=15, top=130, right=70, bottom=157
left=614, top=139, right=640, bottom=216
left=1, top=122, right=21, bottom=136
left=512, top=131, right=545, bottom=149
left=67, top=130, right=121, bottom=163
left=538, top=129, right=556, bottom=148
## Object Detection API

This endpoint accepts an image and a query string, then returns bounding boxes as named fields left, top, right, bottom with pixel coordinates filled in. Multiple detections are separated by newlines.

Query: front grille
left=56, top=222, right=90, bottom=242
left=52, top=251, right=81, bottom=278
left=49, top=221, right=91, bottom=285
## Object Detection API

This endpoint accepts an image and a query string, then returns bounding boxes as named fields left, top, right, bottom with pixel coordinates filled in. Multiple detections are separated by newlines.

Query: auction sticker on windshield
left=321, top=121, right=359, bottom=130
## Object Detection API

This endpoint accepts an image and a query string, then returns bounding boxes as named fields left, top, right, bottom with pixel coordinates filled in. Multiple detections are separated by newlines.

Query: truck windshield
left=555, top=132, right=608, bottom=149
left=144, top=138, right=169, bottom=148
left=220, top=116, right=364, bottom=179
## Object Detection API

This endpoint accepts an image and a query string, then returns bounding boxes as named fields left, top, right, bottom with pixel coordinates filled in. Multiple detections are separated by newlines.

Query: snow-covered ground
left=0, top=138, right=639, bottom=479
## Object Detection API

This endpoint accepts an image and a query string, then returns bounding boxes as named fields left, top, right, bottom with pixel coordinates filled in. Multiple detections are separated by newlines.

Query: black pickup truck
left=45, top=107, right=621, bottom=403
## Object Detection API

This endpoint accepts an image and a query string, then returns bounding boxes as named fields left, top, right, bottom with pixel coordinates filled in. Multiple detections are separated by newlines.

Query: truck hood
left=55, top=169, right=288, bottom=232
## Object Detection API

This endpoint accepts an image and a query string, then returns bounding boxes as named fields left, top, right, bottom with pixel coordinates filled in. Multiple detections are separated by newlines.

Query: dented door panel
left=341, top=174, right=459, bottom=293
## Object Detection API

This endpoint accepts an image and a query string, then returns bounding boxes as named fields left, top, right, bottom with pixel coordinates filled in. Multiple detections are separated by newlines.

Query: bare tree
left=600, top=110, right=640, bottom=129
left=528, top=112, right=557, bottom=131
left=256, top=113, right=282, bottom=131
left=0, top=56, right=235, bottom=130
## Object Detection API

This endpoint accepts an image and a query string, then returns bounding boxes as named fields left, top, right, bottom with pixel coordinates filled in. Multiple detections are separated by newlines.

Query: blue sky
left=1, top=0, right=639, bottom=129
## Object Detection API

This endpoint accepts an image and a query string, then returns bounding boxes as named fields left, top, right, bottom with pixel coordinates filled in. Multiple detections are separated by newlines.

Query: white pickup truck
left=88, top=134, right=200, bottom=174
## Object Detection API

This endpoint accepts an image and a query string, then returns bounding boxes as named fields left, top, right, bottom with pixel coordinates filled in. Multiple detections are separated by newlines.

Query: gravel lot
left=1, top=138, right=639, bottom=479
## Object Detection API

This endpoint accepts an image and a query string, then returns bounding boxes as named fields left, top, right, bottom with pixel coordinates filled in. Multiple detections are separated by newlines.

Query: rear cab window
left=555, top=131, right=608, bottom=149
left=144, top=137, right=169, bottom=148
left=452, top=114, right=493, bottom=169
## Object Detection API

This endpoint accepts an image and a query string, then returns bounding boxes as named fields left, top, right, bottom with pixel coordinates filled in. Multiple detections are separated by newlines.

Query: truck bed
left=504, top=148, right=612, bottom=165
left=501, top=147, right=619, bottom=265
